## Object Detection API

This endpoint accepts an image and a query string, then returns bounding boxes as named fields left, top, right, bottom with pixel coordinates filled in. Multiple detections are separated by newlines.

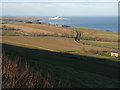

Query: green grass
left=102, top=30, right=118, bottom=34
left=58, top=50, right=83, bottom=53
left=66, top=27, right=118, bottom=34
left=90, top=55, right=119, bottom=62
left=66, top=27, right=101, bottom=31
left=65, top=27, right=118, bottom=42
left=2, top=43, right=120, bottom=88
left=58, top=49, right=119, bottom=61
left=81, top=40, right=118, bottom=50
left=0, top=20, right=2, bottom=23
left=1, top=30, right=23, bottom=36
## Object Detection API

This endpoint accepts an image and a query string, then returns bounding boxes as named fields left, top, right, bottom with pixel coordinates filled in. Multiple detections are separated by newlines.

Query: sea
left=40, top=16, right=118, bottom=32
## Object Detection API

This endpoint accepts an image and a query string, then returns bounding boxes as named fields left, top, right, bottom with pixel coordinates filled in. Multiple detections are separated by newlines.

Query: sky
left=1, top=0, right=120, bottom=2
left=1, top=0, right=119, bottom=16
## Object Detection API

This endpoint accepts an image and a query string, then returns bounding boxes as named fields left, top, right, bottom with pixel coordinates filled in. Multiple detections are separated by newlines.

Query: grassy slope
left=2, top=36, right=113, bottom=51
left=3, top=54, right=70, bottom=88
left=2, top=43, right=120, bottom=88
left=3, top=23, right=75, bottom=37
left=2, top=23, right=119, bottom=88
left=81, top=40, right=118, bottom=50
left=66, top=27, right=118, bottom=42
left=3, top=23, right=118, bottom=42
left=2, top=23, right=118, bottom=50
left=3, top=36, right=119, bottom=61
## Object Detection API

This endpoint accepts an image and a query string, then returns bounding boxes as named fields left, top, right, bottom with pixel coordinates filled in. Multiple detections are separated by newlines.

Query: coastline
left=40, top=16, right=118, bottom=32
left=39, top=22, right=118, bottom=33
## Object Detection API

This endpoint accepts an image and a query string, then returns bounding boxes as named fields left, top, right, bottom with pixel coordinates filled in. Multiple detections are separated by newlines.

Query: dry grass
left=2, top=36, right=113, bottom=51
left=2, top=23, right=118, bottom=42
left=3, top=23, right=76, bottom=37
left=2, top=54, right=70, bottom=88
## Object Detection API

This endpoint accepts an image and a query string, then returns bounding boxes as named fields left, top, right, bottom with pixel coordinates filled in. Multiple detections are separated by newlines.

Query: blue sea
left=40, top=16, right=118, bottom=32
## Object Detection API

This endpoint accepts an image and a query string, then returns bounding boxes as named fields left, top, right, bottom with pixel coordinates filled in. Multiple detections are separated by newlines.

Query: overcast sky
left=1, top=0, right=119, bottom=16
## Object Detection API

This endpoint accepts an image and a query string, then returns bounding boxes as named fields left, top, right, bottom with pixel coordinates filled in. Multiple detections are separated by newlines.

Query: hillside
left=2, top=43, right=119, bottom=88
left=2, top=22, right=119, bottom=88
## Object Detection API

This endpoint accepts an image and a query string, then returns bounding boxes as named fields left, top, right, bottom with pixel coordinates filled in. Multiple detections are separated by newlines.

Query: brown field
left=3, top=36, right=113, bottom=51
left=2, top=23, right=118, bottom=42
left=3, top=23, right=76, bottom=36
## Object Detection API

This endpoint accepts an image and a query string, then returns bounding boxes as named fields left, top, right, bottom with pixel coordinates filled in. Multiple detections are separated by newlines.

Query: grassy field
left=1, top=23, right=119, bottom=41
left=81, top=40, right=118, bottom=50
left=2, top=43, right=120, bottom=88
left=2, top=23, right=75, bottom=37
left=2, top=36, right=113, bottom=51
left=2, top=23, right=119, bottom=42
left=1, top=30, right=24, bottom=36
left=2, top=22, right=119, bottom=88
left=66, top=27, right=118, bottom=42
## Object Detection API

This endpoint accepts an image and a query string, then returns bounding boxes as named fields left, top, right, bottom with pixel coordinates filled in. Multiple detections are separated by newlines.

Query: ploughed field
left=3, top=36, right=113, bottom=51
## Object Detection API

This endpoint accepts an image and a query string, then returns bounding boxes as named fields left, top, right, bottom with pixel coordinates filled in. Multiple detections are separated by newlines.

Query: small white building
left=49, top=16, right=65, bottom=20
left=58, top=25, right=63, bottom=27
left=111, top=51, right=120, bottom=57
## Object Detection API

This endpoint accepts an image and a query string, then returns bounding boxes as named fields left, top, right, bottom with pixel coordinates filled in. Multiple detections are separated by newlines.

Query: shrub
left=2, top=25, right=20, bottom=31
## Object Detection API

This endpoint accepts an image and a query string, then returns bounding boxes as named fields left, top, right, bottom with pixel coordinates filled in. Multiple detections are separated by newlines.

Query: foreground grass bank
left=2, top=54, right=69, bottom=88
left=2, top=43, right=119, bottom=88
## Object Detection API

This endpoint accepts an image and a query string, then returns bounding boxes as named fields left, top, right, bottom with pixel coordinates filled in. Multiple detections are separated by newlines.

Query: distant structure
left=58, top=25, right=63, bottom=27
left=111, top=51, right=120, bottom=57
left=25, top=21, right=33, bottom=23
left=57, top=25, right=70, bottom=28
left=49, top=16, right=66, bottom=20
left=53, top=16, right=60, bottom=19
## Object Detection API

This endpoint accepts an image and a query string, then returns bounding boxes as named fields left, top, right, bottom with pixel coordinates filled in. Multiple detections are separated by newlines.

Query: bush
left=26, top=21, right=33, bottom=23
left=2, top=25, right=20, bottom=31
left=100, top=51, right=111, bottom=56
left=88, top=49, right=110, bottom=56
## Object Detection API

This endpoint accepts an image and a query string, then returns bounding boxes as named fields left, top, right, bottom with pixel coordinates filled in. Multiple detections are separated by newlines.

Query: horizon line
left=1, top=15, right=118, bottom=17
left=1, top=2, right=119, bottom=3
